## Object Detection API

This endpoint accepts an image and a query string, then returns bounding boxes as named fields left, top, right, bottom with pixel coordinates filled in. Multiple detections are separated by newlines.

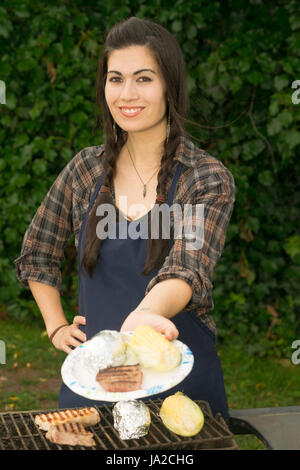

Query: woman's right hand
left=51, top=316, right=87, bottom=354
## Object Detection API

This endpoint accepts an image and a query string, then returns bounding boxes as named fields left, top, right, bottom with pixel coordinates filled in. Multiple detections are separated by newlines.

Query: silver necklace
left=127, top=144, right=161, bottom=198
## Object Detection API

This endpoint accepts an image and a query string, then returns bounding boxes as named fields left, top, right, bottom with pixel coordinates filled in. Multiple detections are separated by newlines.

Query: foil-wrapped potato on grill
left=112, top=399, right=151, bottom=440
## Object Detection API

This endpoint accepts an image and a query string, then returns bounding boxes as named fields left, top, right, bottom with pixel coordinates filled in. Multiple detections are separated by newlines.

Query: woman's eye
left=138, top=77, right=152, bottom=82
left=109, top=76, right=152, bottom=83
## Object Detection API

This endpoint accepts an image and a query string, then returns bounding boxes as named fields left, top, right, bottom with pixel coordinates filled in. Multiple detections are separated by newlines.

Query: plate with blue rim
left=61, top=331, right=194, bottom=401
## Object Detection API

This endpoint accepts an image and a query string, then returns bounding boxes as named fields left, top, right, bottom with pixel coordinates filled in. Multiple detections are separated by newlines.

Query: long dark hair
left=82, top=16, right=189, bottom=277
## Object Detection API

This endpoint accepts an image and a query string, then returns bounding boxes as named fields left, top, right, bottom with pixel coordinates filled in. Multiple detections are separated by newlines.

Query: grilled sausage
left=34, top=407, right=100, bottom=431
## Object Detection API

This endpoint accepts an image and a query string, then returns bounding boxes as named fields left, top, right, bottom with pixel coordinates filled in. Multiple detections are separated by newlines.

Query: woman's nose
left=119, top=79, right=139, bottom=100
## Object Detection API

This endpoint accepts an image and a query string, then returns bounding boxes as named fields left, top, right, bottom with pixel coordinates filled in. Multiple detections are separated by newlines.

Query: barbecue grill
left=0, top=398, right=237, bottom=450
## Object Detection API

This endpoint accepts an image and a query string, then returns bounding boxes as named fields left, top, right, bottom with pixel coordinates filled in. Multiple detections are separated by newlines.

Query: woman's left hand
left=120, top=309, right=179, bottom=341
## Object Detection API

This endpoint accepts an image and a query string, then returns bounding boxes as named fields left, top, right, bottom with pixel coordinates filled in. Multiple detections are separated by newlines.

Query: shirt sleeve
left=144, top=161, right=236, bottom=312
left=14, top=156, right=76, bottom=293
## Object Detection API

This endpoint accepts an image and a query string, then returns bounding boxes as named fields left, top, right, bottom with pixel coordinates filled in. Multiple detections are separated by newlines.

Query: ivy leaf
left=73, top=13, right=87, bottom=28
left=17, top=57, right=38, bottom=72
left=274, top=75, right=289, bottom=91
left=0, top=17, right=13, bottom=38
left=171, top=20, right=182, bottom=33
left=194, top=13, right=205, bottom=29
left=284, top=236, right=300, bottom=259
left=14, top=134, right=30, bottom=148
left=277, top=109, right=293, bottom=127
left=248, top=70, right=264, bottom=85
left=258, top=170, right=275, bottom=186
left=32, top=159, right=47, bottom=175
left=285, top=129, right=300, bottom=149
left=69, top=111, right=88, bottom=126
left=269, top=101, right=280, bottom=116
left=229, top=293, right=246, bottom=305
left=14, top=7, right=31, bottom=19
left=230, top=76, right=243, bottom=93
left=242, top=139, right=265, bottom=158
left=261, top=259, right=280, bottom=273
left=267, top=118, right=282, bottom=136
left=247, top=217, right=260, bottom=233
left=289, top=16, right=300, bottom=31
left=29, top=101, right=47, bottom=120
left=187, top=25, right=197, bottom=40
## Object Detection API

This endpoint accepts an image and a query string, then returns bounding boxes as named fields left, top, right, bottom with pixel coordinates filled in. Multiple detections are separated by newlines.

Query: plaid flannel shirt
left=14, top=135, right=236, bottom=334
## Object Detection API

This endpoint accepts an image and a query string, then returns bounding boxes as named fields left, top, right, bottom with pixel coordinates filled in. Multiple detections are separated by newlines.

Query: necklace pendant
left=143, top=184, right=147, bottom=198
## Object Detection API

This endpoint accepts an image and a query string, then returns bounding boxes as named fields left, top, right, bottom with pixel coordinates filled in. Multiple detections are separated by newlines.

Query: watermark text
left=95, top=201, right=205, bottom=250
left=0, top=340, right=6, bottom=365
left=291, top=340, right=300, bottom=365
left=0, top=80, right=6, bottom=105
left=291, top=80, right=300, bottom=104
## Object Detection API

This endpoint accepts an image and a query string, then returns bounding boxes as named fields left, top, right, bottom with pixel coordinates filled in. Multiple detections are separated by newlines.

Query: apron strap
left=78, top=173, right=104, bottom=249
left=167, top=161, right=183, bottom=251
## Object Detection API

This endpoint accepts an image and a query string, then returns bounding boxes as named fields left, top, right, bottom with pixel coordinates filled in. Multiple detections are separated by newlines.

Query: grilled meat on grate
left=45, top=422, right=96, bottom=447
left=34, top=407, right=100, bottom=431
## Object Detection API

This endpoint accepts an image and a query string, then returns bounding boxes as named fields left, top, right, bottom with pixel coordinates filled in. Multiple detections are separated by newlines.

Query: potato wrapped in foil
left=159, top=392, right=204, bottom=436
left=127, top=325, right=181, bottom=372
left=80, top=330, right=128, bottom=376
left=112, top=400, right=151, bottom=440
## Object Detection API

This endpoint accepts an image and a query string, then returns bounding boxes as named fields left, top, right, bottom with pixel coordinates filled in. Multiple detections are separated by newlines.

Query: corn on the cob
left=159, top=392, right=204, bottom=436
left=127, top=325, right=181, bottom=372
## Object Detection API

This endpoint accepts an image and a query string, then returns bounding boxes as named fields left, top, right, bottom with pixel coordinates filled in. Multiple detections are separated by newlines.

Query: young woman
left=15, top=17, right=235, bottom=420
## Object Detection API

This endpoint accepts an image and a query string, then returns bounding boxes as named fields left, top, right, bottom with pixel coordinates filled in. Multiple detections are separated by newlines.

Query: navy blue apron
left=59, top=162, right=229, bottom=420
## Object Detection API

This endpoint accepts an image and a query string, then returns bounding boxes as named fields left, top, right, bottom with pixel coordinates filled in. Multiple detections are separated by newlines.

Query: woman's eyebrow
left=107, top=68, right=156, bottom=75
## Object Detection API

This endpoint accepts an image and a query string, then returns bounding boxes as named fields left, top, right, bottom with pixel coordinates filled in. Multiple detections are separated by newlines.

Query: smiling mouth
left=119, top=107, right=145, bottom=117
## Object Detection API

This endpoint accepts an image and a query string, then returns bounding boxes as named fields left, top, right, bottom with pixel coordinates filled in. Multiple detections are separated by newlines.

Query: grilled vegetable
left=159, top=392, right=204, bottom=436
left=127, top=325, right=181, bottom=372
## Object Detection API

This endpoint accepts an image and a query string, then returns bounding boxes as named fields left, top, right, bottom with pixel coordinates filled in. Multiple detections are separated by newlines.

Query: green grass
left=218, top=343, right=300, bottom=449
left=0, top=318, right=299, bottom=450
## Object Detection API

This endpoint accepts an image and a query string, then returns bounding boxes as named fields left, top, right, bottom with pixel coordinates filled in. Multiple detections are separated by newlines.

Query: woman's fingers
left=120, top=310, right=179, bottom=341
left=68, top=335, right=84, bottom=349
left=60, top=332, right=84, bottom=354
left=61, top=344, right=73, bottom=355
left=73, top=315, right=86, bottom=326
left=71, top=316, right=87, bottom=344
left=52, top=320, right=87, bottom=353
left=70, top=324, right=86, bottom=343
left=160, top=323, right=179, bottom=341
left=156, top=319, right=179, bottom=341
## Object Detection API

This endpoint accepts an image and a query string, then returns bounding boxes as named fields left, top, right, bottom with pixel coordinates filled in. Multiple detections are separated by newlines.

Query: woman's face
left=105, top=45, right=167, bottom=136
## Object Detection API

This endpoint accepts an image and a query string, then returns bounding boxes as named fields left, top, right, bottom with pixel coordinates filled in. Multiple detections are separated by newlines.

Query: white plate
left=61, top=332, right=194, bottom=401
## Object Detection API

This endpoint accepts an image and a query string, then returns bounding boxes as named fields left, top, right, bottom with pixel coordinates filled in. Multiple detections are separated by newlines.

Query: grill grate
left=0, top=399, right=237, bottom=450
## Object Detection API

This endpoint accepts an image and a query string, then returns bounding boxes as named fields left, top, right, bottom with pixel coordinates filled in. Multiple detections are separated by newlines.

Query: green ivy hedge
left=1, top=0, right=299, bottom=357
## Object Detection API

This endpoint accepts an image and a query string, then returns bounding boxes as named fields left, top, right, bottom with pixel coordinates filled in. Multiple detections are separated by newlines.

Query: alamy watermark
left=95, top=201, right=205, bottom=250
left=291, top=80, right=300, bottom=105
left=0, top=80, right=6, bottom=105
left=291, top=340, right=300, bottom=365
left=0, top=340, right=5, bottom=365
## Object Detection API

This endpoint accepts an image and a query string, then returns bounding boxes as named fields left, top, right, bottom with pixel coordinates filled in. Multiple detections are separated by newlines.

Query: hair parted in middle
left=81, top=16, right=189, bottom=277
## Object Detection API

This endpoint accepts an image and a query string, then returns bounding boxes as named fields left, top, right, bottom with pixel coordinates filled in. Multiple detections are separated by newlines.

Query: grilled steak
left=45, top=422, right=96, bottom=447
left=34, top=407, right=100, bottom=431
left=96, top=364, right=143, bottom=392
